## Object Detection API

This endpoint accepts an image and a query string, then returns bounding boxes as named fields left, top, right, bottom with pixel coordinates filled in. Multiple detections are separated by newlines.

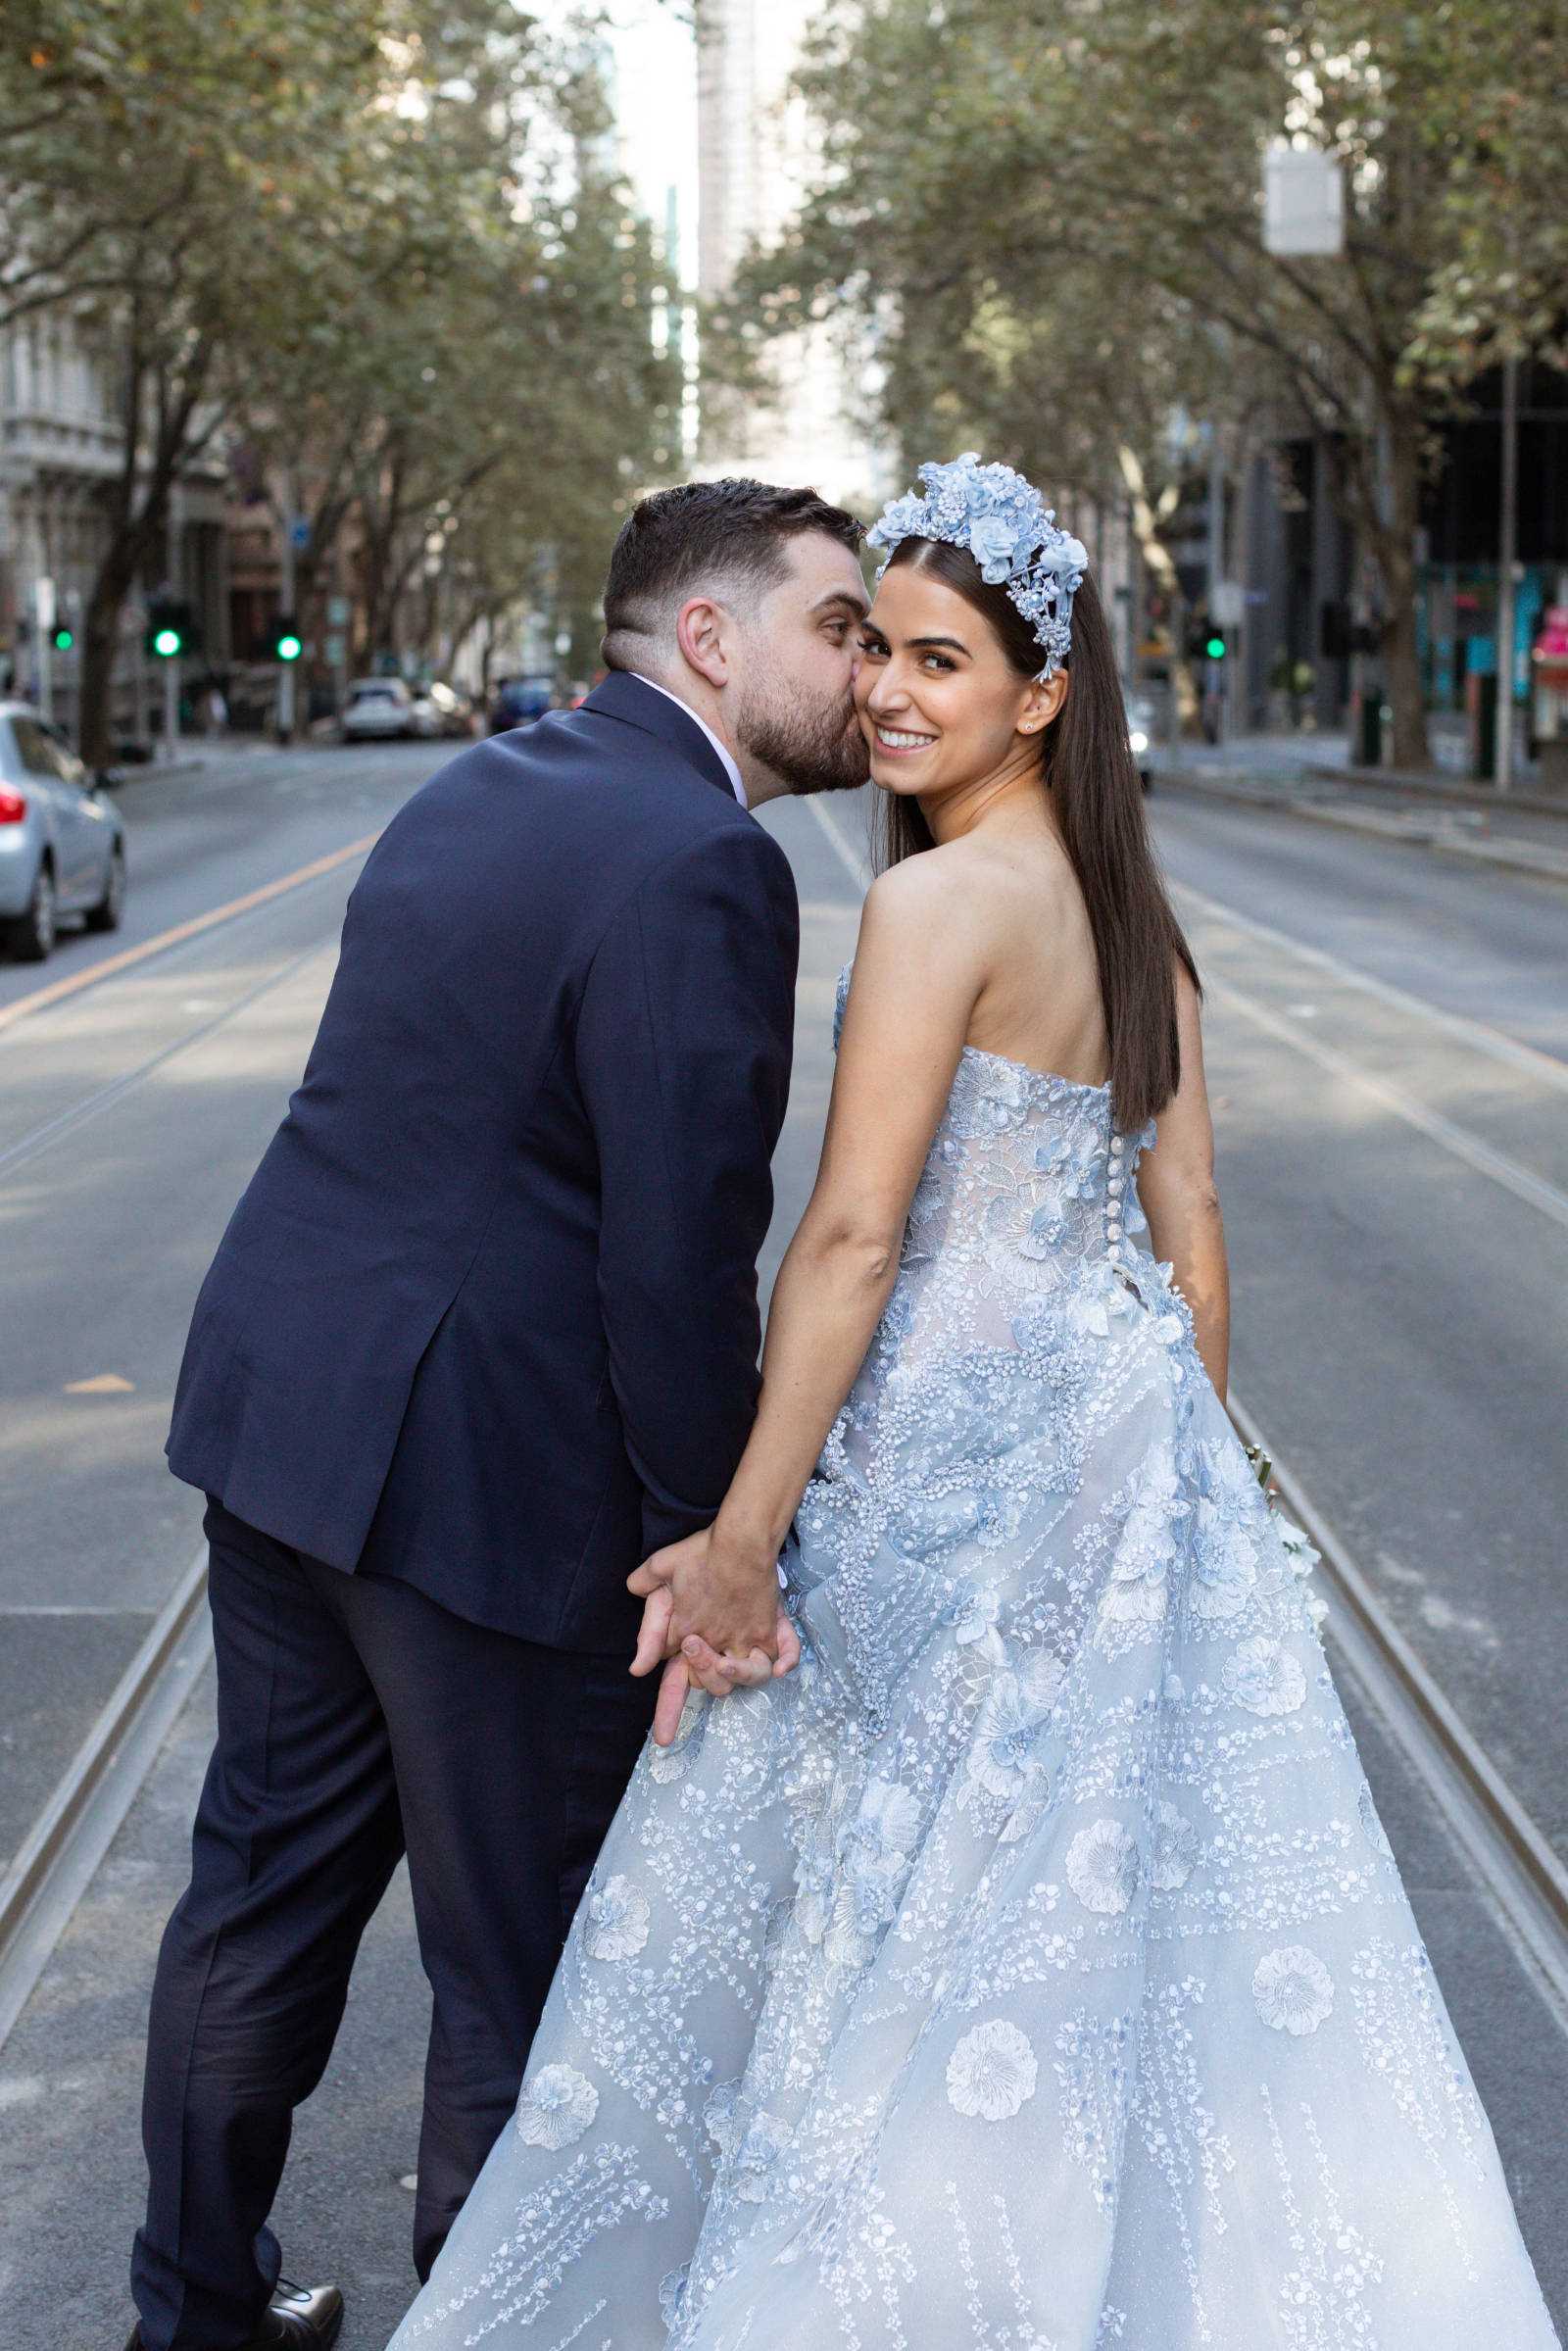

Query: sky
left=605, top=0, right=700, bottom=290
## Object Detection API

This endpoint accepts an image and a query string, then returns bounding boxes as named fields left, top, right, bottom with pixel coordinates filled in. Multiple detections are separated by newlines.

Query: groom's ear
left=674, top=594, right=734, bottom=690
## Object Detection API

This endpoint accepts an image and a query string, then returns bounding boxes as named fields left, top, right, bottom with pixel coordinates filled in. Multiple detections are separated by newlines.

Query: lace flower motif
left=1253, top=1944, right=1335, bottom=2036
left=1066, top=1819, right=1142, bottom=1915
left=659, top=2266, right=690, bottom=2329
left=1102, top=1460, right=1185, bottom=1632
left=950, top=1582, right=1003, bottom=1644
left=515, top=2062, right=598, bottom=2149
left=966, top=1649, right=1063, bottom=1802
left=705, top=2082, right=792, bottom=2200
left=1149, top=1799, right=1201, bottom=1891
left=947, top=2019, right=1039, bottom=2121
left=583, top=1874, right=651, bottom=1963
left=1190, top=1494, right=1259, bottom=1623
left=1223, top=1635, right=1307, bottom=1717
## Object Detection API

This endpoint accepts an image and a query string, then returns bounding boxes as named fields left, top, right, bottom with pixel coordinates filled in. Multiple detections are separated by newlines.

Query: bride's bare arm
left=1136, top=964, right=1230, bottom=1396
left=724, top=859, right=984, bottom=1542
left=630, top=857, right=984, bottom=1729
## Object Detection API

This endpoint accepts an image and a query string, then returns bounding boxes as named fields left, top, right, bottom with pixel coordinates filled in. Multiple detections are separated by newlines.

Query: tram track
left=4, top=788, right=1565, bottom=2061
left=0, top=936, right=333, bottom=1181
left=4, top=1396, right=1567, bottom=2061
left=1230, top=1396, right=1568, bottom=2027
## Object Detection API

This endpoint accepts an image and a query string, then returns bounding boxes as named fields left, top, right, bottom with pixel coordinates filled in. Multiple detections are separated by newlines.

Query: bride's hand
left=628, top=1526, right=784, bottom=1664
left=629, top=1530, right=801, bottom=1742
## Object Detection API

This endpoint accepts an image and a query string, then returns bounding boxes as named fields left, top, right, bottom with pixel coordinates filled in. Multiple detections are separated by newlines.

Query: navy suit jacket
left=167, top=673, right=799, bottom=1650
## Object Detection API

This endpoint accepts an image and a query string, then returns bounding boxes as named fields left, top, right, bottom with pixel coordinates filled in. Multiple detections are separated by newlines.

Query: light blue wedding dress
left=391, top=973, right=1557, bottom=2349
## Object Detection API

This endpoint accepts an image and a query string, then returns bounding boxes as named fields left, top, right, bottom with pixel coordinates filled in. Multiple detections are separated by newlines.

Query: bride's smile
left=855, top=558, right=1066, bottom=838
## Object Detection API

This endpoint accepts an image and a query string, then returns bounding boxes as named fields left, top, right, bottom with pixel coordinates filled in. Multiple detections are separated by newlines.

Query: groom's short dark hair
left=601, top=478, right=863, bottom=668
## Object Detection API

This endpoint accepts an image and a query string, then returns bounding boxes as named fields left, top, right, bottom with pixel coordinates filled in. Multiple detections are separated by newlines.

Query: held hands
left=628, top=1526, right=802, bottom=1748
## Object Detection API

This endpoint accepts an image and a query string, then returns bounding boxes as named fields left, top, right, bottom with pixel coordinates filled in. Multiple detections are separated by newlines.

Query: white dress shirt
left=629, top=673, right=748, bottom=808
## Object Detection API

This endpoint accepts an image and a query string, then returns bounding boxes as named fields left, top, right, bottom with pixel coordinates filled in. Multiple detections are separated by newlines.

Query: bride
left=389, top=456, right=1557, bottom=2347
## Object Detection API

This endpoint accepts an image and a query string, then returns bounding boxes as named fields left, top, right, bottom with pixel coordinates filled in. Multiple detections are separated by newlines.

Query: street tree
left=749, top=0, right=1564, bottom=769
left=1, top=0, right=389, bottom=760
left=1, top=0, right=676, bottom=755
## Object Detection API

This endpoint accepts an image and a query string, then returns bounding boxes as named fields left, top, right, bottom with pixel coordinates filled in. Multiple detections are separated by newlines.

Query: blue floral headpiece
left=865, top=453, right=1089, bottom=680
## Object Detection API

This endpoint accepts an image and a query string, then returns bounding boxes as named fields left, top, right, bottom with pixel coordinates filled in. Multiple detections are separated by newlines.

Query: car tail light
left=0, top=788, right=26, bottom=824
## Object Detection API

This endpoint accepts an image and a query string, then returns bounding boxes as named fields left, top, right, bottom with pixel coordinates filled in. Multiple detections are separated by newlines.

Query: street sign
left=34, top=576, right=56, bottom=632
left=289, top=518, right=312, bottom=551
left=1211, top=580, right=1246, bottom=625
left=1263, top=143, right=1344, bottom=257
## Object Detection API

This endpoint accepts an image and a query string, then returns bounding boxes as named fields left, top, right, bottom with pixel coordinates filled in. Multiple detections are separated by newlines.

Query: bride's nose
left=865, top=674, right=912, bottom=718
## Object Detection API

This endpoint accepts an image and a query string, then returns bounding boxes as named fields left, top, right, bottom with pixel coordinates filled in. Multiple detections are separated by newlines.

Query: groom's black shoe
left=123, top=2278, right=344, bottom=2351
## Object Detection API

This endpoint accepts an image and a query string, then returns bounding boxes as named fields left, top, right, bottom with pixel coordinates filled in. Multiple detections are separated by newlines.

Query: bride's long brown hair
left=872, top=537, right=1199, bottom=1131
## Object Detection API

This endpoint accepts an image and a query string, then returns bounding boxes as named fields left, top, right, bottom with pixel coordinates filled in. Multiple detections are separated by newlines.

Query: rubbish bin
left=1356, top=688, right=1382, bottom=768
left=1473, top=673, right=1497, bottom=781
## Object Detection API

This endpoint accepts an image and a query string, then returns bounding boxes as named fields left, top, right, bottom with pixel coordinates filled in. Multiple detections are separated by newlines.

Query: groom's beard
left=737, top=686, right=869, bottom=798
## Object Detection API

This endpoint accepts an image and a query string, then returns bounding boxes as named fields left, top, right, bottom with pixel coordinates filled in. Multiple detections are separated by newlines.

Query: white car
left=408, top=680, right=475, bottom=740
left=341, top=678, right=416, bottom=742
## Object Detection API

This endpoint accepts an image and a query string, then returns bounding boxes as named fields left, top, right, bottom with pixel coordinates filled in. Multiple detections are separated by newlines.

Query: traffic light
left=270, top=615, right=303, bottom=662
left=52, top=624, right=74, bottom=652
left=145, top=598, right=197, bottom=661
left=1205, top=631, right=1227, bottom=661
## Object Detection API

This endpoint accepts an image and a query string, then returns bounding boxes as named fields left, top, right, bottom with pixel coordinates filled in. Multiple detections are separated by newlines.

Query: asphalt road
left=1, top=749, right=1565, bottom=2343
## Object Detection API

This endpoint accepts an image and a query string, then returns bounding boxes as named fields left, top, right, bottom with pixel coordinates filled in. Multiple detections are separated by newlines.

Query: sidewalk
left=118, top=736, right=315, bottom=785
left=1152, top=730, right=1568, bottom=885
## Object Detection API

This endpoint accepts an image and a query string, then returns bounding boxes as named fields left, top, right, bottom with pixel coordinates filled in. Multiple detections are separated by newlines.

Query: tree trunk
left=77, top=536, right=151, bottom=768
left=1374, top=409, right=1431, bottom=772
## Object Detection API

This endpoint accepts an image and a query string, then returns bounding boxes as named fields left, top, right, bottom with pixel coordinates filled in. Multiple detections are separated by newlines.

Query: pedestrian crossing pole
left=164, top=494, right=181, bottom=760
left=277, top=514, right=298, bottom=746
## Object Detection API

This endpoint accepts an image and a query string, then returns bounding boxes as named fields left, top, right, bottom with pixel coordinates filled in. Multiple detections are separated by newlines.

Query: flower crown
left=865, top=453, right=1089, bottom=680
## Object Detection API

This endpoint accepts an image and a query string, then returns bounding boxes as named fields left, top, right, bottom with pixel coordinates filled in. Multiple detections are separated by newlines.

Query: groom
left=125, top=479, right=868, bottom=2351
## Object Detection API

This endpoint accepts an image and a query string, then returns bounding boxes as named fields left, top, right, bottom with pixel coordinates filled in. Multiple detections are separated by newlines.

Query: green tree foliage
left=0, top=0, right=675, bottom=756
left=745, top=0, right=1562, bottom=769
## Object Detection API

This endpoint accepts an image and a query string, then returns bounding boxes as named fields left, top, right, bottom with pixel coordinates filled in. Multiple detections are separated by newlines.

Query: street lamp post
left=1495, top=355, right=1520, bottom=795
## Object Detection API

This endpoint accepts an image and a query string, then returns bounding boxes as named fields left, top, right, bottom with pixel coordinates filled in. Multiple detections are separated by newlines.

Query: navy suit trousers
left=131, top=1501, right=658, bottom=2350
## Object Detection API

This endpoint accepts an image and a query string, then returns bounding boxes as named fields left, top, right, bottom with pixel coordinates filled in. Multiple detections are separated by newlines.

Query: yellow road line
left=0, top=830, right=380, bottom=1039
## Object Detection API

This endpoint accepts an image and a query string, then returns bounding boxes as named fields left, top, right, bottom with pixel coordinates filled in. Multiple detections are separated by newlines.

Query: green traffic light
left=1205, top=635, right=1227, bottom=661
left=153, top=626, right=182, bottom=659
left=276, top=633, right=303, bottom=662
left=53, top=626, right=74, bottom=652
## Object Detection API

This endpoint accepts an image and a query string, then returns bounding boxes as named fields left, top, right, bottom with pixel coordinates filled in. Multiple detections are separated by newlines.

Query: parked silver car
left=341, top=677, right=416, bottom=742
left=0, top=702, right=126, bottom=961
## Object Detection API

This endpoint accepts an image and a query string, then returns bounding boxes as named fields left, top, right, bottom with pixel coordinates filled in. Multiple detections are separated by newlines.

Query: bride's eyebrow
left=907, top=634, right=970, bottom=656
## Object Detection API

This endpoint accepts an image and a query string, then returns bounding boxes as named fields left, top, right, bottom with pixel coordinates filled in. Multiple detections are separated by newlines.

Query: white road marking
left=1171, top=878, right=1568, bottom=1098
left=1204, top=973, right=1568, bottom=1233
left=807, top=797, right=871, bottom=890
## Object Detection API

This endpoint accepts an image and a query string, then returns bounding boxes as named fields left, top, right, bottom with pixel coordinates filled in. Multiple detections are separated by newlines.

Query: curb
left=1156, top=771, right=1568, bottom=886
left=1302, top=761, right=1568, bottom=822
